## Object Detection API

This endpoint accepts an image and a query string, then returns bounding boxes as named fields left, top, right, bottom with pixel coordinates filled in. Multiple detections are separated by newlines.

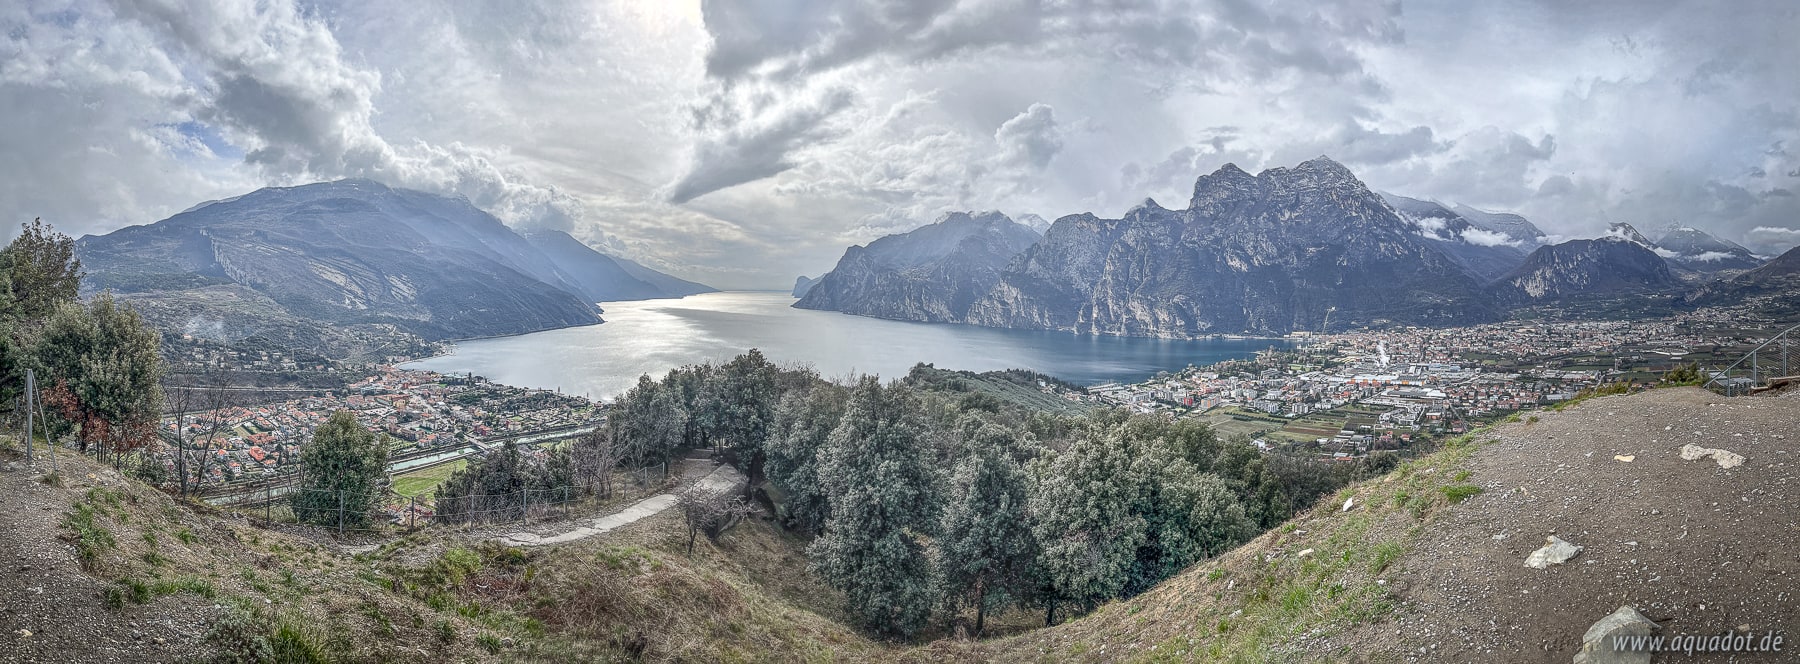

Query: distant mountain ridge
left=1494, top=236, right=1683, bottom=302
left=1653, top=224, right=1765, bottom=273
left=1380, top=193, right=1535, bottom=281
left=963, top=159, right=1499, bottom=335
left=793, top=211, right=1041, bottom=322
left=794, top=157, right=1784, bottom=336
left=1683, top=244, right=1800, bottom=306
left=78, top=179, right=713, bottom=341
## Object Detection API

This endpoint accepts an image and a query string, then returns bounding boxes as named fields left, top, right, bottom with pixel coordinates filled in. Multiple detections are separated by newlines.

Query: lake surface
left=405, top=292, right=1290, bottom=400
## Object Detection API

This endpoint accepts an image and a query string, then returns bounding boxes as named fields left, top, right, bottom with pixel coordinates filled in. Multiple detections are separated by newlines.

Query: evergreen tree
left=764, top=384, right=847, bottom=533
left=807, top=377, right=939, bottom=637
left=607, top=374, right=687, bottom=466
left=2, top=218, right=83, bottom=325
left=1130, top=460, right=1253, bottom=594
left=33, top=294, right=164, bottom=459
left=936, top=419, right=1036, bottom=635
left=1027, top=426, right=1147, bottom=615
left=695, top=349, right=780, bottom=479
left=291, top=411, right=389, bottom=529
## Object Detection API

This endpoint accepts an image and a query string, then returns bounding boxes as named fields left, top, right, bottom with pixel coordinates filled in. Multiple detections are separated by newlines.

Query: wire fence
left=235, top=461, right=675, bottom=536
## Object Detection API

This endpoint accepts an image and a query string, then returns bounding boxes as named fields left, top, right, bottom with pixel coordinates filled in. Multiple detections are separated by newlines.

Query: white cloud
left=1746, top=226, right=1800, bottom=255
left=1460, top=227, right=1520, bottom=248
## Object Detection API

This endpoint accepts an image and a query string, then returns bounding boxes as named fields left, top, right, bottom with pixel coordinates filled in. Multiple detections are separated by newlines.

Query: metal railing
left=1704, top=322, right=1799, bottom=396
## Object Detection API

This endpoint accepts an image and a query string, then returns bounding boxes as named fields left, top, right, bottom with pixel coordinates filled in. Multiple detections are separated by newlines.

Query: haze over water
left=405, top=292, right=1290, bottom=400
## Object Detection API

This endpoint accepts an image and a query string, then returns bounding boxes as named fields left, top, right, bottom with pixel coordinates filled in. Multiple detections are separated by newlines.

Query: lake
left=404, top=292, right=1291, bottom=399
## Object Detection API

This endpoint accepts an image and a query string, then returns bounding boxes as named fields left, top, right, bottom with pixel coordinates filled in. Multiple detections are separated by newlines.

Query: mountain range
left=78, top=179, right=713, bottom=342
left=793, top=211, right=1041, bottom=322
left=796, top=158, right=1780, bottom=336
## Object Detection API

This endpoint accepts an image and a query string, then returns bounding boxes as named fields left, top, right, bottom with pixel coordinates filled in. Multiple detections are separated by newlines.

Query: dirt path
left=0, top=450, right=218, bottom=664
left=1321, top=387, right=1800, bottom=662
left=496, top=461, right=747, bottom=547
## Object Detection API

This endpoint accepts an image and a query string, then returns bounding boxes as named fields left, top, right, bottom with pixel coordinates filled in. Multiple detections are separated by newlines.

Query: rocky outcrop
left=791, top=275, right=818, bottom=298
left=793, top=211, right=1041, bottom=322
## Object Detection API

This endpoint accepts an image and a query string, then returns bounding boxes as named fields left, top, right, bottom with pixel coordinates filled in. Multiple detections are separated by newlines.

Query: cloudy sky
left=4, top=0, right=1798, bottom=288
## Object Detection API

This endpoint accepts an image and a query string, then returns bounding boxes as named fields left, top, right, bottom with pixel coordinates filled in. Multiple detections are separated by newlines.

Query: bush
left=203, top=609, right=273, bottom=664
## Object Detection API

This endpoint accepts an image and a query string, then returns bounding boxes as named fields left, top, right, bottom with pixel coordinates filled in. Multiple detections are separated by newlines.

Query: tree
left=291, top=411, right=389, bottom=530
left=1027, top=426, right=1147, bottom=618
left=1130, top=462, right=1253, bottom=595
left=2, top=218, right=83, bottom=326
left=164, top=369, right=235, bottom=497
left=676, top=483, right=752, bottom=555
left=33, top=294, right=164, bottom=462
left=763, top=384, right=847, bottom=533
left=937, top=419, right=1036, bottom=635
left=808, top=377, right=940, bottom=637
left=607, top=374, right=687, bottom=467
left=570, top=427, right=623, bottom=498
left=695, top=349, right=780, bottom=480
left=435, top=440, right=574, bottom=524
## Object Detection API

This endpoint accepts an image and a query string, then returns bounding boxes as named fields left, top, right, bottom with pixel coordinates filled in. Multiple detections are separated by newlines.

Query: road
left=496, top=461, right=747, bottom=547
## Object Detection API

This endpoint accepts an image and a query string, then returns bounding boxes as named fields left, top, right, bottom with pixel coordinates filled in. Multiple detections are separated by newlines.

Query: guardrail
left=1704, top=322, right=1799, bottom=396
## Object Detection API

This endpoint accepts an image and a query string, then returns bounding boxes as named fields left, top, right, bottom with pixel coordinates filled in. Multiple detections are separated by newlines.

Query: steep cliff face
left=791, top=275, right=818, bottom=298
left=966, top=158, right=1499, bottom=336
left=793, top=211, right=1041, bottom=322
left=1493, top=237, right=1682, bottom=302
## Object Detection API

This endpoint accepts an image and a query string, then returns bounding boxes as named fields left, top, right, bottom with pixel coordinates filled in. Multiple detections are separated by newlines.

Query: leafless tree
left=165, top=368, right=234, bottom=497
left=571, top=427, right=622, bottom=499
left=676, top=484, right=751, bottom=556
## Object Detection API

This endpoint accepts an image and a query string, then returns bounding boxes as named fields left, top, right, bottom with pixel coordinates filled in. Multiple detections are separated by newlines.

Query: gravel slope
left=0, top=457, right=219, bottom=664
left=1324, top=387, right=1799, bottom=662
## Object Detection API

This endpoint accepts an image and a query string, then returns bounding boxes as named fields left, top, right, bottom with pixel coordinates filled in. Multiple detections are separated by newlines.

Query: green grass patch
left=390, top=460, right=467, bottom=498
left=62, top=502, right=116, bottom=569
left=1438, top=484, right=1484, bottom=504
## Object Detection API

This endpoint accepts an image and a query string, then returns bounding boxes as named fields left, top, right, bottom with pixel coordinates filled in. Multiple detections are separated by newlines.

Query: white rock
left=1524, top=535, right=1582, bottom=569
left=1679, top=444, right=1745, bottom=469
left=1343, top=496, right=1355, bottom=512
left=1573, top=605, right=1657, bottom=664
left=1613, top=455, right=1634, bottom=462
left=1297, top=548, right=1315, bottom=558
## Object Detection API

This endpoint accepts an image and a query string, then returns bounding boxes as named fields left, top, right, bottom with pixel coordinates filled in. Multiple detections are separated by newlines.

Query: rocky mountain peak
left=1605, top=222, right=1655, bottom=248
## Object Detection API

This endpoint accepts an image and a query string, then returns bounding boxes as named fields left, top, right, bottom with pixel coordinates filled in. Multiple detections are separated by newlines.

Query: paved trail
left=497, top=461, right=747, bottom=547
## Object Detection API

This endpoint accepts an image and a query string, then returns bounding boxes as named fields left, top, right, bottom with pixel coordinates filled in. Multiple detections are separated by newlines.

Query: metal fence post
left=521, top=488, right=529, bottom=526
left=408, top=497, right=416, bottom=530
left=265, top=485, right=272, bottom=523
left=337, top=490, right=345, bottom=536
left=22, top=370, right=33, bottom=466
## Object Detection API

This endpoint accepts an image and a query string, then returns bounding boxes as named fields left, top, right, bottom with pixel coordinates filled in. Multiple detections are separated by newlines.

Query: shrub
left=203, top=609, right=273, bottom=664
